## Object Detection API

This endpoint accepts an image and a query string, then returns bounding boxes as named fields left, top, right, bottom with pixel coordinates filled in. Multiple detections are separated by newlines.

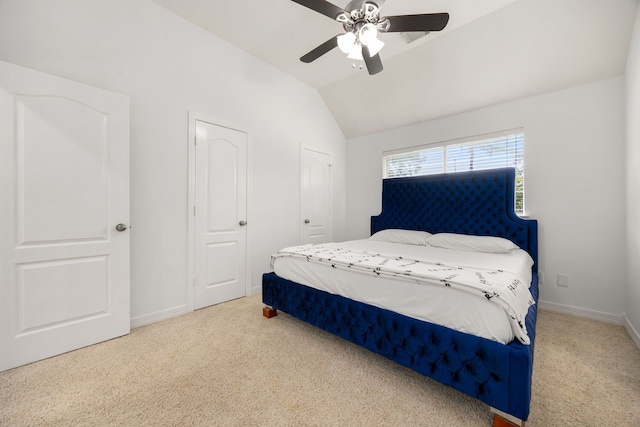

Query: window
left=383, top=130, right=525, bottom=215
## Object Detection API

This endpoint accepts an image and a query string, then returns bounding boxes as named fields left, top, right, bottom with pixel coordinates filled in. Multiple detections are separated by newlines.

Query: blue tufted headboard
left=371, top=168, right=538, bottom=271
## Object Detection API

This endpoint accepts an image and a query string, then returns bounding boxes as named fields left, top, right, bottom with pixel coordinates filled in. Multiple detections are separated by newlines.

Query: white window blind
left=383, top=131, right=525, bottom=215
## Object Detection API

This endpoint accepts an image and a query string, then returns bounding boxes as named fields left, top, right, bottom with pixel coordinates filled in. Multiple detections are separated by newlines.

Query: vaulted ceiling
left=151, top=0, right=638, bottom=139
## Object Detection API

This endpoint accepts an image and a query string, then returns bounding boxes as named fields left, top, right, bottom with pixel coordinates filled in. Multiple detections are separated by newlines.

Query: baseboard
left=130, top=304, right=190, bottom=329
left=537, top=299, right=623, bottom=325
left=251, top=285, right=262, bottom=296
left=623, top=314, right=640, bottom=349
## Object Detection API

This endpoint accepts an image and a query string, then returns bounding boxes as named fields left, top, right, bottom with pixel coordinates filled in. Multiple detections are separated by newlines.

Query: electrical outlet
left=539, top=271, right=545, bottom=285
left=557, top=273, right=569, bottom=287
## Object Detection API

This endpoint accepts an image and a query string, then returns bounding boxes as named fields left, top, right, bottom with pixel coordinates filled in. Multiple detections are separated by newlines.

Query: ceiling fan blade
left=300, top=36, right=339, bottom=63
left=384, top=13, right=450, bottom=32
left=291, top=0, right=346, bottom=20
left=363, top=46, right=383, bottom=75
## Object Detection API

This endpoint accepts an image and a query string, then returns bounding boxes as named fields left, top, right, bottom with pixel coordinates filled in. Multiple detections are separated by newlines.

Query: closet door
left=0, top=61, right=130, bottom=371
left=193, top=120, right=248, bottom=309
left=301, top=147, right=332, bottom=244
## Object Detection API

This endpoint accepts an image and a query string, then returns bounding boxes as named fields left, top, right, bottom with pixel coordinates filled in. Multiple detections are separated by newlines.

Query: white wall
left=0, top=0, right=347, bottom=321
left=347, top=77, right=627, bottom=320
left=625, top=5, right=640, bottom=346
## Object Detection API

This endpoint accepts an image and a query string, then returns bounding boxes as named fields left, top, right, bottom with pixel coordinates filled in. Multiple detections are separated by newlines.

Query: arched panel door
left=0, top=60, right=130, bottom=371
left=301, top=147, right=332, bottom=244
left=193, top=120, right=247, bottom=309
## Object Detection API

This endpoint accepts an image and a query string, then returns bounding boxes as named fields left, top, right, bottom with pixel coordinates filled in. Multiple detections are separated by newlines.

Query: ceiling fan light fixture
left=359, top=23, right=384, bottom=56
left=347, top=43, right=363, bottom=61
left=337, top=32, right=356, bottom=54
left=359, top=23, right=377, bottom=43
left=365, top=36, right=384, bottom=56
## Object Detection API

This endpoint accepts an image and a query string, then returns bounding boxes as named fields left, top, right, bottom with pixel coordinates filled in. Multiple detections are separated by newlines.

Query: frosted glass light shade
left=347, top=43, right=363, bottom=61
left=365, top=37, right=384, bottom=56
left=337, top=32, right=356, bottom=54
left=359, top=23, right=377, bottom=44
left=359, top=23, right=384, bottom=56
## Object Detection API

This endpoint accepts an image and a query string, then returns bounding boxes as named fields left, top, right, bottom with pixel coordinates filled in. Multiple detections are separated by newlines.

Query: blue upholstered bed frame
left=262, top=168, right=538, bottom=424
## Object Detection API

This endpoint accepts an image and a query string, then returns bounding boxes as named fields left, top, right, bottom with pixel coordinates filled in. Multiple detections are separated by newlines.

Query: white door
left=301, top=148, right=332, bottom=244
left=0, top=61, right=130, bottom=372
left=194, top=121, right=247, bottom=310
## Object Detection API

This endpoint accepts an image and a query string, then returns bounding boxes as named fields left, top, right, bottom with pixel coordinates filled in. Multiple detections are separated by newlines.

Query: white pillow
left=426, top=233, right=519, bottom=253
left=369, top=229, right=432, bottom=246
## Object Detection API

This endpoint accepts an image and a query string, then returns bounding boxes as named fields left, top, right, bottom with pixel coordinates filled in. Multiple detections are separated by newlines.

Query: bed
left=262, top=168, right=538, bottom=427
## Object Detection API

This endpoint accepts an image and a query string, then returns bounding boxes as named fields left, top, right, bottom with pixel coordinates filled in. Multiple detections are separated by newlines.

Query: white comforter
left=271, top=240, right=535, bottom=345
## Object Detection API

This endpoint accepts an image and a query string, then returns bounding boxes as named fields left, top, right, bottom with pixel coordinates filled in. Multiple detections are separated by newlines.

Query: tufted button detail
left=371, top=171, right=531, bottom=252
left=263, top=272, right=514, bottom=409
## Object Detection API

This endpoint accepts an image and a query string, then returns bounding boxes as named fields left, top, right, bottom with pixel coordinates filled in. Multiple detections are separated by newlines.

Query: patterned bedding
left=272, top=239, right=535, bottom=345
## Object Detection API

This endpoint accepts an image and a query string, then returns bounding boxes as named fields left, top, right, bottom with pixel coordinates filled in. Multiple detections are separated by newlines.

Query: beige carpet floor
left=1, top=294, right=639, bottom=427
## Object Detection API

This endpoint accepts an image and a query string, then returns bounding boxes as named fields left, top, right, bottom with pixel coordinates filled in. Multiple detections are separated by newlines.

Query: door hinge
left=193, top=277, right=197, bottom=287
left=193, top=206, right=196, bottom=216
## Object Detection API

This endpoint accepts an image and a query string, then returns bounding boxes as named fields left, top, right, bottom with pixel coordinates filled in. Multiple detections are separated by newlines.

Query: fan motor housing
left=338, top=1, right=388, bottom=34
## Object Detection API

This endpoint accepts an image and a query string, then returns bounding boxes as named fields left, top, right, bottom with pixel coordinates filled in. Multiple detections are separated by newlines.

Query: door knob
left=115, top=223, right=128, bottom=232
left=304, top=219, right=310, bottom=224
left=239, top=220, right=247, bottom=226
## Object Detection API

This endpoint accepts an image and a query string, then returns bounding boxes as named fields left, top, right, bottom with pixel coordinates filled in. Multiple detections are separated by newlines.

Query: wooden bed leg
left=491, top=408, right=525, bottom=427
left=262, top=306, right=277, bottom=318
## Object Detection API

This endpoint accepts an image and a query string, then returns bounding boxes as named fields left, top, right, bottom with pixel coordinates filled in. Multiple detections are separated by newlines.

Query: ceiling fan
left=292, top=0, right=450, bottom=75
